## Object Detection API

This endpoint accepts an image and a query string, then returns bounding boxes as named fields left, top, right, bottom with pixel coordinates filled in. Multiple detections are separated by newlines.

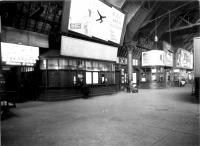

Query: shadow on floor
left=1, top=110, right=19, bottom=121
left=174, top=92, right=199, bottom=104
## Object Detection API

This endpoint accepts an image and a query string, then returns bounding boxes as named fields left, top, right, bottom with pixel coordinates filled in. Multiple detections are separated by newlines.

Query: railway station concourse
left=0, top=0, right=199, bottom=146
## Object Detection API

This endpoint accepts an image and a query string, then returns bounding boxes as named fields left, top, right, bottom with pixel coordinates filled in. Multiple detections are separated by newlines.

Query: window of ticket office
left=92, top=61, right=99, bottom=71
left=93, top=72, right=99, bottom=84
left=40, top=59, right=47, bottom=70
left=99, top=62, right=105, bottom=71
left=59, top=59, right=68, bottom=69
left=47, top=59, right=58, bottom=70
left=105, top=63, right=112, bottom=71
left=111, top=63, right=115, bottom=71
left=68, top=58, right=77, bottom=69
left=86, top=61, right=92, bottom=70
left=77, top=59, right=85, bottom=69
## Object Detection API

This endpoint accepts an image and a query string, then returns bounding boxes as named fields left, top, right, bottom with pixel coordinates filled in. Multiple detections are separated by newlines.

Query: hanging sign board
left=176, top=48, right=193, bottom=69
left=163, top=41, right=173, bottom=67
left=142, top=50, right=165, bottom=66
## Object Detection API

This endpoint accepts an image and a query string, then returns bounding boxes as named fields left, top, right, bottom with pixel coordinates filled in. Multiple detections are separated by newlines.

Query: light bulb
left=154, top=35, right=158, bottom=42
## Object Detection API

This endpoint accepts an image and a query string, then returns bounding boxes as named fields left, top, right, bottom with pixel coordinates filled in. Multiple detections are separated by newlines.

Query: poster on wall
left=68, top=0, right=125, bottom=44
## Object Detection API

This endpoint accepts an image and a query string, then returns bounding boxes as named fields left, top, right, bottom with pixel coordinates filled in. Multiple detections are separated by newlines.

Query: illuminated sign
left=142, top=50, right=165, bottom=66
left=1, top=42, right=39, bottom=65
left=68, top=0, right=125, bottom=44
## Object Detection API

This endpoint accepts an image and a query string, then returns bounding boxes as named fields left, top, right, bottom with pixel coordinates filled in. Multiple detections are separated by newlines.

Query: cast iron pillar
left=126, top=41, right=136, bottom=92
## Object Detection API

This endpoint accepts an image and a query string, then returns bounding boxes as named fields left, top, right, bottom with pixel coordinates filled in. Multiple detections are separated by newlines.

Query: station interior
left=0, top=0, right=200, bottom=146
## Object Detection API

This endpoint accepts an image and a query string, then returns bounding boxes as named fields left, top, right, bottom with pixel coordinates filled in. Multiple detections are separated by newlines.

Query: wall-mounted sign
left=118, top=57, right=127, bottom=64
left=173, top=69, right=180, bottom=73
left=142, top=50, right=165, bottom=66
left=1, top=42, right=39, bottom=66
left=68, top=0, right=125, bottom=44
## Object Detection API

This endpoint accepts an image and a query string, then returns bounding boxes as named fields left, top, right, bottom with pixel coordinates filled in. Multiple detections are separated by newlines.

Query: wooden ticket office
left=39, top=36, right=120, bottom=101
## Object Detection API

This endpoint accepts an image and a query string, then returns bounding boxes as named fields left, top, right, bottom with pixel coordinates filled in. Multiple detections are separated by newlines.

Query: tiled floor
left=1, top=85, right=199, bottom=146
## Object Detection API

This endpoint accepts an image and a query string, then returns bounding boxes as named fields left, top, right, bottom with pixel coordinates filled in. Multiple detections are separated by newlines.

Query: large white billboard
left=1, top=42, right=39, bottom=65
left=61, top=36, right=118, bottom=62
left=68, top=0, right=125, bottom=44
left=142, top=50, right=165, bottom=66
left=176, top=48, right=193, bottom=69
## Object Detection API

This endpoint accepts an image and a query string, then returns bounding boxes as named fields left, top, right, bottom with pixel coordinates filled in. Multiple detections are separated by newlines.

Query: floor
left=1, top=85, right=199, bottom=146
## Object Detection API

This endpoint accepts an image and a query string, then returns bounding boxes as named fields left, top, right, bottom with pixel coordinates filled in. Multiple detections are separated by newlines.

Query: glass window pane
left=86, top=72, right=92, bottom=84
left=112, top=64, right=115, bottom=71
left=40, top=60, right=46, bottom=70
left=59, top=59, right=68, bottom=69
left=93, top=72, right=98, bottom=84
left=86, top=61, right=92, bottom=70
left=69, top=59, right=77, bottom=69
left=77, top=59, right=85, bottom=69
left=99, top=62, right=105, bottom=71
left=93, top=61, right=99, bottom=71
left=48, top=59, right=58, bottom=70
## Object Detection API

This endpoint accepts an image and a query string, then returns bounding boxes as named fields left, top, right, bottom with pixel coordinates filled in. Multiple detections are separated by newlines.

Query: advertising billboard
left=61, top=36, right=118, bottom=62
left=1, top=42, right=39, bottom=66
left=68, top=0, right=125, bottom=44
left=142, top=50, right=165, bottom=66
left=176, top=48, right=193, bottom=69
left=163, top=41, right=173, bottom=67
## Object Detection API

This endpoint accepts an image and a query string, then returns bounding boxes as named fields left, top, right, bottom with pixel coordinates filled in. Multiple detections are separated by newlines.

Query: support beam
left=60, top=0, right=71, bottom=33
left=104, top=0, right=127, bottom=9
left=124, top=1, right=158, bottom=43
left=178, top=16, right=192, bottom=25
left=166, top=23, right=200, bottom=33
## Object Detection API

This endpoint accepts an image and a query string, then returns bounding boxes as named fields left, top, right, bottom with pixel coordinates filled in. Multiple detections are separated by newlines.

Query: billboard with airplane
left=68, top=0, right=125, bottom=45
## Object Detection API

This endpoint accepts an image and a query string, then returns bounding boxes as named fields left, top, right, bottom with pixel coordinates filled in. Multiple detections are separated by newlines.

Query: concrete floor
left=1, top=85, right=200, bottom=146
